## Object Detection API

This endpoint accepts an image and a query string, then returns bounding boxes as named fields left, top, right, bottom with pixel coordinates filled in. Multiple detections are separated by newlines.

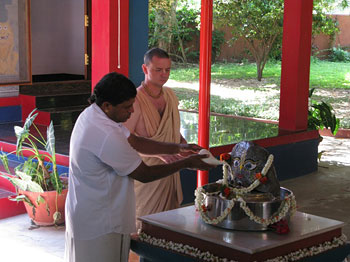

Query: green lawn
left=171, top=60, right=350, bottom=89
left=170, top=60, right=350, bottom=129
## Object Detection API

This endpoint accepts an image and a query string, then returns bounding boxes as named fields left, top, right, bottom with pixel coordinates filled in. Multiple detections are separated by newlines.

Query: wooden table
left=131, top=205, right=350, bottom=262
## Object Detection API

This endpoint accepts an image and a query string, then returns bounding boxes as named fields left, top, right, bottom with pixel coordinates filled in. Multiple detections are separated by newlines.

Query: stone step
left=20, top=80, right=91, bottom=127
left=39, top=105, right=88, bottom=128
left=34, top=93, right=90, bottom=110
left=20, top=80, right=91, bottom=97
left=32, top=74, right=85, bottom=83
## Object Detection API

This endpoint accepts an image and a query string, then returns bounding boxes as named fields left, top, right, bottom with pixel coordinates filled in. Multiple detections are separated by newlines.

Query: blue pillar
left=129, top=0, right=148, bottom=86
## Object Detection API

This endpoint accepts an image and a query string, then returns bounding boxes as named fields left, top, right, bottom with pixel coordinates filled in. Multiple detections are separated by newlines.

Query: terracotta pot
left=19, top=188, right=68, bottom=226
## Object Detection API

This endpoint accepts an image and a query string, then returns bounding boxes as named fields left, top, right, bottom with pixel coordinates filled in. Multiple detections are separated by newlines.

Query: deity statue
left=229, top=141, right=281, bottom=197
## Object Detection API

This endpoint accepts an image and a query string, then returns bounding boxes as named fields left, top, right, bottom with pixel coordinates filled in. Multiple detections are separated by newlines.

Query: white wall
left=30, top=0, right=85, bottom=75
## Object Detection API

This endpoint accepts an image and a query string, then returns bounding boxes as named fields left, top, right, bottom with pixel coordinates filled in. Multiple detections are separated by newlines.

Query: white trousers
left=65, top=231, right=130, bottom=262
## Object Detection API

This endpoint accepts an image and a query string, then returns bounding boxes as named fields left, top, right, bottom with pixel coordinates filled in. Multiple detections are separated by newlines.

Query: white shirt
left=65, top=103, right=142, bottom=240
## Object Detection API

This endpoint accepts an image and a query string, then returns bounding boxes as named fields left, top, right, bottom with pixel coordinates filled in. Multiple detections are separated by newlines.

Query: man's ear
left=100, top=101, right=111, bottom=113
left=142, top=64, right=148, bottom=75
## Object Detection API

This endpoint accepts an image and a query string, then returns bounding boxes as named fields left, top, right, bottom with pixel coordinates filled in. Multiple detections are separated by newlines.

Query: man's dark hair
left=144, top=47, right=170, bottom=65
left=89, top=72, right=137, bottom=106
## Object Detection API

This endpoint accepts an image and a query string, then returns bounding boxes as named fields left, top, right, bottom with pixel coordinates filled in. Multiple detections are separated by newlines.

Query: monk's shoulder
left=163, top=86, right=177, bottom=98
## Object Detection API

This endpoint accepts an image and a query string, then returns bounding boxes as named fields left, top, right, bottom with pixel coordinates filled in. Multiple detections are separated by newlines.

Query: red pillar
left=197, top=0, right=213, bottom=187
left=279, top=0, right=314, bottom=133
left=91, top=0, right=129, bottom=90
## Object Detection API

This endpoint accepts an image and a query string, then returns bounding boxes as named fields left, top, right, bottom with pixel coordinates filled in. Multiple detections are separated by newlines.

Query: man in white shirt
left=65, top=72, right=216, bottom=262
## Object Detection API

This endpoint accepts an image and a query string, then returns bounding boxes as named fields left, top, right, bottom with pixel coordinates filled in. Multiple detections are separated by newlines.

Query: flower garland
left=222, top=163, right=231, bottom=186
left=139, top=231, right=347, bottom=262
left=195, top=186, right=236, bottom=225
left=195, top=154, right=297, bottom=226
left=139, top=231, right=239, bottom=262
left=239, top=193, right=296, bottom=227
left=195, top=186, right=297, bottom=226
left=221, top=155, right=274, bottom=194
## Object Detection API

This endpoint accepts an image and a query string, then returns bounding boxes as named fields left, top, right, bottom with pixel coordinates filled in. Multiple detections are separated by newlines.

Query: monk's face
left=102, top=98, right=135, bottom=123
left=143, top=56, right=171, bottom=88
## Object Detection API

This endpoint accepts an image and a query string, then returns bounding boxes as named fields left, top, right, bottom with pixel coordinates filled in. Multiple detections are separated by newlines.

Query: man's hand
left=129, top=152, right=218, bottom=183
left=178, top=143, right=203, bottom=154
left=185, top=153, right=218, bottom=171
left=158, top=154, right=184, bottom=163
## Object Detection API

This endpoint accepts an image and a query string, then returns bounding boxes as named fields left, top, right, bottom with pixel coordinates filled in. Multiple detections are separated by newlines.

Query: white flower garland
left=139, top=231, right=347, bottom=262
left=195, top=186, right=297, bottom=226
left=139, top=231, right=239, bottom=262
left=239, top=194, right=296, bottom=227
left=264, top=234, right=348, bottom=262
left=222, top=155, right=274, bottom=194
left=195, top=186, right=236, bottom=225
left=222, top=163, right=231, bottom=186
left=261, top=154, right=274, bottom=179
left=195, top=154, right=297, bottom=226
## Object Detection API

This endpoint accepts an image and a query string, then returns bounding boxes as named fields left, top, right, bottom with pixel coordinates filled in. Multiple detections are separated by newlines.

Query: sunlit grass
left=309, top=61, right=350, bottom=89
left=170, top=60, right=350, bottom=129
left=171, top=60, right=350, bottom=89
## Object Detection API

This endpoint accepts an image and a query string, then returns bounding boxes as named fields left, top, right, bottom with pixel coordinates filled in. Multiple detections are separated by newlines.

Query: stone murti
left=229, top=140, right=280, bottom=197
left=196, top=141, right=296, bottom=231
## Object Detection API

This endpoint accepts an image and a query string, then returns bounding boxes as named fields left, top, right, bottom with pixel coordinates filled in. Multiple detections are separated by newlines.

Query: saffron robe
left=124, top=87, right=183, bottom=229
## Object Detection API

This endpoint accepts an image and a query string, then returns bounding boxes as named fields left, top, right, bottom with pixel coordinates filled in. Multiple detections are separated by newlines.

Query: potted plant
left=308, top=87, right=340, bottom=136
left=308, top=87, right=340, bottom=161
left=0, top=109, right=68, bottom=226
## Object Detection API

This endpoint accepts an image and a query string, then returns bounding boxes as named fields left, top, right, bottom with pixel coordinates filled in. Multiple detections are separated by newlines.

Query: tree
left=150, top=0, right=187, bottom=60
left=149, top=0, right=225, bottom=63
left=214, top=0, right=284, bottom=81
left=214, top=0, right=347, bottom=81
left=149, top=0, right=178, bottom=51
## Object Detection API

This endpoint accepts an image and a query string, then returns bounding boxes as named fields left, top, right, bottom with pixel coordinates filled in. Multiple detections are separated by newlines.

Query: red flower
left=255, top=173, right=262, bottom=179
left=201, top=204, right=207, bottom=212
left=269, top=219, right=290, bottom=234
left=259, top=176, right=268, bottom=184
left=224, top=187, right=230, bottom=198
left=220, top=153, right=231, bottom=161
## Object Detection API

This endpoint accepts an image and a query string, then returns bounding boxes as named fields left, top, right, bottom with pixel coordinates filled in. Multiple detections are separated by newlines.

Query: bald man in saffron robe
left=124, top=48, right=187, bottom=230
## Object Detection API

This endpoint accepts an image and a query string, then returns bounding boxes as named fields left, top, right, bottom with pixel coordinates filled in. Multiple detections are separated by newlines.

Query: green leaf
left=309, top=87, right=315, bottom=98
left=0, top=151, right=11, bottom=174
left=14, top=126, right=28, bottom=153
left=23, top=109, right=38, bottom=131
left=7, top=177, right=29, bottom=191
left=8, top=194, right=27, bottom=202
left=11, top=171, right=44, bottom=192
left=0, top=174, right=12, bottom=182
left=14, top=109, right=38, bottom=153
left=45, top=121, right=55, bottom=156
left=23, top=197, right=34, bottom=207
left=36, top=195, right=45, bottom=205
left=26, top=180, right=44, bottom=193
left=15, top=171, right=33, bottom=182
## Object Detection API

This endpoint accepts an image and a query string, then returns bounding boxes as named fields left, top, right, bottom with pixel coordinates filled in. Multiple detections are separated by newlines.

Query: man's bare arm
left=128, top=133, right=201, bottom=156
left=128, top=154, right=215, bottom=183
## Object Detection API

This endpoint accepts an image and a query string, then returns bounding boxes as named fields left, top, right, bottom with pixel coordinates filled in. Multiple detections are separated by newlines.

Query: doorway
left=30, top=0, right=91, bottom=82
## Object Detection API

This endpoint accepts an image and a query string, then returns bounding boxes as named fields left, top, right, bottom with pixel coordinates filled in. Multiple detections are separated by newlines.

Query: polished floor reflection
left=180, top=111, right=278, bottom=147
left=0, top=111, right=278, bottom=156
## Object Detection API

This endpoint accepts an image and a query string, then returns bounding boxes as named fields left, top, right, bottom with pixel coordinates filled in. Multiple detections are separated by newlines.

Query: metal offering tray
left=200, top=183, right=294, bottom=231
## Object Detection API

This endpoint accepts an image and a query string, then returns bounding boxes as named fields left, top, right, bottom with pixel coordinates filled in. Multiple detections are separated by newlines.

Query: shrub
left=329, top=46, right=350, bottom=62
